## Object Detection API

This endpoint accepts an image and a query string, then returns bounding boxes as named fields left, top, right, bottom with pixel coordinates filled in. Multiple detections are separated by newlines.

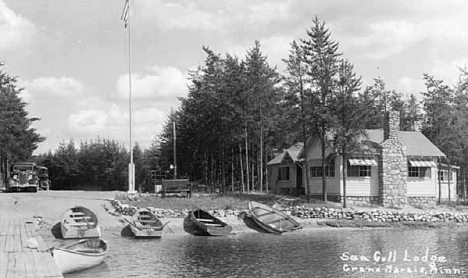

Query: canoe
left=52, top=238, right=108, bottom=275
left=126, top=209, right=165, bottom=238
left=185, top=209, right=232, bottom=236
left=60, top=206, right=101, bottom=239
left=248, top=201, right=302, bottom=235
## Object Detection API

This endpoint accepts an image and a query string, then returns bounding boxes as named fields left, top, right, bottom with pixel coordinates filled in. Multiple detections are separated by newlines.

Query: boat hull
left=129, top=224, right=163, bottom=238
left=61, top=224, right=101, bottom=239
left=128, top=209, right=165, bottom=238
left=53, top=239, right=108, bottom=275
left=248, top=201, right=302, bottom=235
left=185, top=209, right=232, bottom=236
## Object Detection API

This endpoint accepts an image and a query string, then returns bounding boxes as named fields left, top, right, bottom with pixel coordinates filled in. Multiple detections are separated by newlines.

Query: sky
left=1, top=0, right=467, bottom=155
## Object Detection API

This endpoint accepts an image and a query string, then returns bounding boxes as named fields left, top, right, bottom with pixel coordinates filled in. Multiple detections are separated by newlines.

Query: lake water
left=65, top=227, right=468, bottom=278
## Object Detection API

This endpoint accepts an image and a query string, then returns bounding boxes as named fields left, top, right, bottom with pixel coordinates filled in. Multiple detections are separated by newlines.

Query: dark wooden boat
left=185, top=209, right=232, bottom=236
left=248, top=201, right=302, bottom=235
left=52, top=238, right=108, bottom=275
left=125, top=209, right=166, bottom=238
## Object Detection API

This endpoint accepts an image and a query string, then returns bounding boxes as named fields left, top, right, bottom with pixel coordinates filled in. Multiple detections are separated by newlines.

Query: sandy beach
left=0, top=190, right=325, bottom=243
left=4, top=190, right=465, bottom=248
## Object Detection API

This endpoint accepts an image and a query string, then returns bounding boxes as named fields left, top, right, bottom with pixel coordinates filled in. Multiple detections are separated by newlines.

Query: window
left=408, top=167, right=431, bottom=178
left=278, top=167, right=290, bottom=181
left=438, top=170, right=454, bottom=181
left=310, top=162, right=335, bottom=177
left=438, top=170, right=445, bottom=181
left=347, top=165, right=371, bottom=177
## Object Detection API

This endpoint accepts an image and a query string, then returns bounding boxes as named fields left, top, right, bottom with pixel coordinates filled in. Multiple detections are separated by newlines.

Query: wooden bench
left=161, top=179, right=192, bottom=198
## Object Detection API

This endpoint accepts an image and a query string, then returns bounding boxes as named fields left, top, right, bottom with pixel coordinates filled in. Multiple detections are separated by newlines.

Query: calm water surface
left=65, top=227, right=468, bottom=278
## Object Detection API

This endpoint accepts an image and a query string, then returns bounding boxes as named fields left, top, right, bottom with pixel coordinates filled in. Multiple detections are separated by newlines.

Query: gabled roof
left=363, top=129, right=445, bottom=157
left=267, top=142, right=303, bottom=165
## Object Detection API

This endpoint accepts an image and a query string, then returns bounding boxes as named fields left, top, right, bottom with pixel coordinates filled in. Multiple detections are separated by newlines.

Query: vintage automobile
left=7, top=162, right=40, bottom=192
left=36, top=165, right=51, bottom=190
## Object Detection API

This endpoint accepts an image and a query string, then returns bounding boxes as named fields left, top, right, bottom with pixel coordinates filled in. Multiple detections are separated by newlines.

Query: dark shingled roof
left=364, top=129, right=445, bottom=157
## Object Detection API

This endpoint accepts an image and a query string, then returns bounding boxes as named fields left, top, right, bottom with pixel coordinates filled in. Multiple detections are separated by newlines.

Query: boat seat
left=264, top=218, right=288, bottom=225
left=71, top=222, right=95, bottom=226
left=72, top=216, right=93, bottom=220
left=138, top=215, right=151, bottom=219
left=256, top=211, right=275, bottom=218
left=204, top=223, right=223, bottom=227
left=138, top=220, right=158, bottom=223
left=197, top=218, right=215, bottom=222
left=70, top=212, right=86, bottom=217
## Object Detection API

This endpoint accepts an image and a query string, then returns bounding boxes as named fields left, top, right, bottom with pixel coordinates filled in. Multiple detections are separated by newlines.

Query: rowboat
left=184, top=209, right=232, bottom=236
left=248, top=201, right=302, bottom=235
left=60, top=206, right=101, bottom=239
left=125, top=209, right=166, bottom=238
left=52, top=238, right=108, bottom=275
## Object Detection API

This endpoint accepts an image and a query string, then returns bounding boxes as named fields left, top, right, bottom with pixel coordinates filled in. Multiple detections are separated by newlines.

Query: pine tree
left=301, top=17, right=341, bottom=201
left=0, top=63, right=44, bottom=182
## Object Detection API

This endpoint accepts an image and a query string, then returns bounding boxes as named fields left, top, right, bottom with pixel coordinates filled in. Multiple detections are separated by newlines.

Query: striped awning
left=348, top=158, right=378, bottom=166
left=409, top=158, right=436, bottom=167
left=309, top=159, right=322, bottom=167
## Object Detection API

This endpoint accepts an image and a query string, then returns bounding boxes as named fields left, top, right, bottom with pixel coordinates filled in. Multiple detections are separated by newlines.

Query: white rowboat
left=52, top=238, right=108, bottom=275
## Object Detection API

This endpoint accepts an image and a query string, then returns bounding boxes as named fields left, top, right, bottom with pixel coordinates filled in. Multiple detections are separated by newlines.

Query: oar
left=163, top=221, right=174, bottom=233
left=122, top=217, right=140, bottom=230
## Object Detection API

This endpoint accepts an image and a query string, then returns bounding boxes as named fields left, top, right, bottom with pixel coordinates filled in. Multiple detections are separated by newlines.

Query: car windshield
left=13, top=165, right=34, bottom=171
left=38, top=168, right=48, bottom=175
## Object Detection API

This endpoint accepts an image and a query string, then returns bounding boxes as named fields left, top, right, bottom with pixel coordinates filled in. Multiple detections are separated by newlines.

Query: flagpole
left=125, top=0, right=136, bottom=198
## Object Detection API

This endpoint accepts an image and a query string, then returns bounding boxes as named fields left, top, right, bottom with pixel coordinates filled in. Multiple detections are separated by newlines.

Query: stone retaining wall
left=407, top=196, right=437, bottom=207
left=342, top=196, right=380, bottom=206
left=107, top=199, right=468, bottom=224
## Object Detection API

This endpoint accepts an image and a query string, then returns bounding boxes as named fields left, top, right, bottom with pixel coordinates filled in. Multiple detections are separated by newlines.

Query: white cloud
left=133, top=107, right=167, bottom=144
left=21, top=77, right=85, bottom=100
left=340, top=4, right=468, bottom=60
left=0, top=1, right=36, bottom=52
left=68, top=109, right=108, bottom=133
left=347, top=20, right=421, bottom=60
left=116, top=66, right=188, bottom=100
left=429, top=58, right=468, bottom=87
left=396, top=77, right=426, bottom=99
left=137, top=0, right=225, bottom=31
left=248, top=1, right=291, bottom=26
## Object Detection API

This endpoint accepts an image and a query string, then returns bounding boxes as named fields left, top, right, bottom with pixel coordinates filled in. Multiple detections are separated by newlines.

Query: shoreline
left=2, top=190, right=468, bottom=243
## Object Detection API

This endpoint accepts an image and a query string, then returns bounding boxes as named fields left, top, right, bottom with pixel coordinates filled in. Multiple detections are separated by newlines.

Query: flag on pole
left=121, top=0, right=129, bottom=28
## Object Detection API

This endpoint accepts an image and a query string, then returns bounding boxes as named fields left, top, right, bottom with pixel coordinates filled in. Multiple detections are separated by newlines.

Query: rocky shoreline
left=107, top=199, right=468, bottom=225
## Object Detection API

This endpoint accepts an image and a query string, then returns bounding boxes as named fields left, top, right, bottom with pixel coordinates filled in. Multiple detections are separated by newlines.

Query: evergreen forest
left=1, top=17, right=468, bottom=198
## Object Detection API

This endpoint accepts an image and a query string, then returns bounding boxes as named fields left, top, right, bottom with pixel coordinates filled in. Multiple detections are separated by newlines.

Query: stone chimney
left=383, top=110, right=400, bottom=140
left=379, top=109, right=407, bottom=208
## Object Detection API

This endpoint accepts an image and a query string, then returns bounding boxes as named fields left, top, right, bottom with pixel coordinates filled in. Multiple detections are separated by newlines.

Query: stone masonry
left=379, top=111, right=408, bottom=207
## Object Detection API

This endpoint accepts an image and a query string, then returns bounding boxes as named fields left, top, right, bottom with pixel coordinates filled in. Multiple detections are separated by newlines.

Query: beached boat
left=60, top=206, right=101, bottom=239
left=185, top=209, right=232, bottom=236
left=125, top=209, right=166, bottom=238
left=52, top=238, right=108, bottom=275
left=248, top=201, right=302, bottom=235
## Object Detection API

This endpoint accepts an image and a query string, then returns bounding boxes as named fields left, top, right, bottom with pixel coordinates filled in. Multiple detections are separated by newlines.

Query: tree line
left=1, top=17, right=468, bottom=197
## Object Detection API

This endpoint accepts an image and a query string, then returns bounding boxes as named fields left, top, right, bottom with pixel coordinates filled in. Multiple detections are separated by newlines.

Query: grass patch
left=114, top=192, right=346, bottom=211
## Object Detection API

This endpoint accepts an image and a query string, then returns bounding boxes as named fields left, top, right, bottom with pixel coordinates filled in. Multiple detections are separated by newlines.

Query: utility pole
left=172, top=108, right=177, bottom=179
